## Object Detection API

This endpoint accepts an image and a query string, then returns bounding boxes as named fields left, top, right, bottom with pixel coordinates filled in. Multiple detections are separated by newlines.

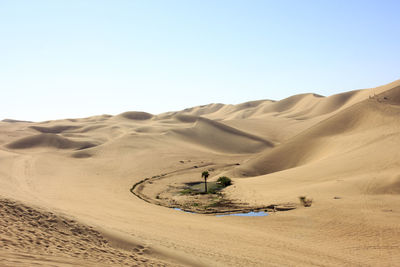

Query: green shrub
left=208, top=188, right=218, bottom=194
left=180, top=188, right=195, bottom=195
left=217, top=176, right=232, bottom=187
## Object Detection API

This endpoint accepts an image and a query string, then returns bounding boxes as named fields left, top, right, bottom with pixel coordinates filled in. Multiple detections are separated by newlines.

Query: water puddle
left=216, top=211, right=268, bottom=217
left=173, top=208, right=195, bottom=213
left=173, top=208, right=268, bottom=217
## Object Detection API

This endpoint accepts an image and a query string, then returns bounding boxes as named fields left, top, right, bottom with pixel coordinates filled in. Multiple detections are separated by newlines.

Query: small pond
left=173, top=208, right=268, bottom=217
left=216, top=211, right=268, bottom=217
left=173, top=208, right=195, bottom=213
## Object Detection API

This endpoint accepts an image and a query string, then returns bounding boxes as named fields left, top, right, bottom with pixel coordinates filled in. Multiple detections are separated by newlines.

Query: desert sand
left=1, top=80, right=400, bottom=266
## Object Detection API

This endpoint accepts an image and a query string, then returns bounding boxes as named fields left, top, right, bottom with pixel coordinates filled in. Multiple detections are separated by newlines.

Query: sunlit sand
left=1, top=80, right=400, bottom=266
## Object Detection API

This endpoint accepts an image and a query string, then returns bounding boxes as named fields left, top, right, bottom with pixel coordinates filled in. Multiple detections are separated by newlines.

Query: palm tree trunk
left=204, top=178, right=207, bottom=193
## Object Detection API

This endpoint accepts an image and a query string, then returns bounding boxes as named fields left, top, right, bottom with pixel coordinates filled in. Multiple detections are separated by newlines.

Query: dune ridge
left=231, top=82, right=400, bottom=177
left=5, top=133, right=98, bottom=150
left=118, top=111, right=154, bottom=120
left=30, top=125, right=83, bottom=134
left=171, top=117, right=273, bottom=153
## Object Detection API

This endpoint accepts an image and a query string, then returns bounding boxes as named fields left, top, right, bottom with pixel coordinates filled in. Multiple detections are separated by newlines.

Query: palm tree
left=201, top=171, right=209, bottom=193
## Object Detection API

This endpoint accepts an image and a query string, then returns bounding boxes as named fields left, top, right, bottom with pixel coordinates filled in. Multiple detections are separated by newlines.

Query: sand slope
left=6, top=133, right=98, bottom=150
left=1, top=80, right=400, bottom=266
left=232, top=96, right=400, bottom=177
left=0, top=198, right=170, bottom=266
left=170, top=117, right=273, bottom=153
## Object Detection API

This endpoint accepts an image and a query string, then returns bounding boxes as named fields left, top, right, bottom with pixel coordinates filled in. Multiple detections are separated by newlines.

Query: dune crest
left=30, top=125, right=82, bottom=134
left=171, top=117, right=273, bottom=153
left=230, top=81, right=400, bottom=178
left=5, top=133, right=98, bottom=150
left=118, top=111, right=153, bottom=120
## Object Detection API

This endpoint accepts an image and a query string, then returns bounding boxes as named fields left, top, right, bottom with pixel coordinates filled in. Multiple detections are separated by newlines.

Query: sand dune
left=30, top=125, right=83, bottom=134
left=233, top=81, right=400, bottom=177
left=1, top=80, right=400, bottom=266
left=1, top=119, right=33, bottom=123
left=118, top=111, right=154, bottom=121
left=0, top=198, right=174, bottom=266
left=235, top=102, right=395, bottom=176
left=5, top=133, right=98, bottom=150
left=170, top=117, right=273, bottom=153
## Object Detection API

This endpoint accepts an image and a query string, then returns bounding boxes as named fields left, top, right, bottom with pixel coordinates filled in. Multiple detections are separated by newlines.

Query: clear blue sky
left=1, top=0, right=399, bottom=121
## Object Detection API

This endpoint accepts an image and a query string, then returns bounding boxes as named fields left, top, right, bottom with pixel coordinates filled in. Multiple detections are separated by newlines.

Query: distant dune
left=117, top=111, right=154, bottom=120
left=1, top=80, right=400, bottom=266
left=170, top=116, right=273, bottom=153
left=6, top=133, right=98, bottom=150
left=30, top=125, right=83, bottom=134
left=232, top=80, right=400, bottom=177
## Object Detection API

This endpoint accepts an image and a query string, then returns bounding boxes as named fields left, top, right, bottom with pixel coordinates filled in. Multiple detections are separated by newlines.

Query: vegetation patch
left=183, top=180, right=230, bottom=195
left=130, top=169, right=297, bottom=215
left=180, top=188, right=196, bottom=195
left=217, top=176, right=232, bottom=187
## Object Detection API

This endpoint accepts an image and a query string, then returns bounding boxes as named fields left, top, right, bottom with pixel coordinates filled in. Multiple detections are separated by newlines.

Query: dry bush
left=299, top=196, right=313, bottom=207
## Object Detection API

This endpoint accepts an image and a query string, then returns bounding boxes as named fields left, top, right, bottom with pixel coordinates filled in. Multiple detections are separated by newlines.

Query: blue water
left=216, top=211, right=268, bottom=217
left=173, top=208, right=268, bottom=217
left=173, top=208, right=194, bottom=213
